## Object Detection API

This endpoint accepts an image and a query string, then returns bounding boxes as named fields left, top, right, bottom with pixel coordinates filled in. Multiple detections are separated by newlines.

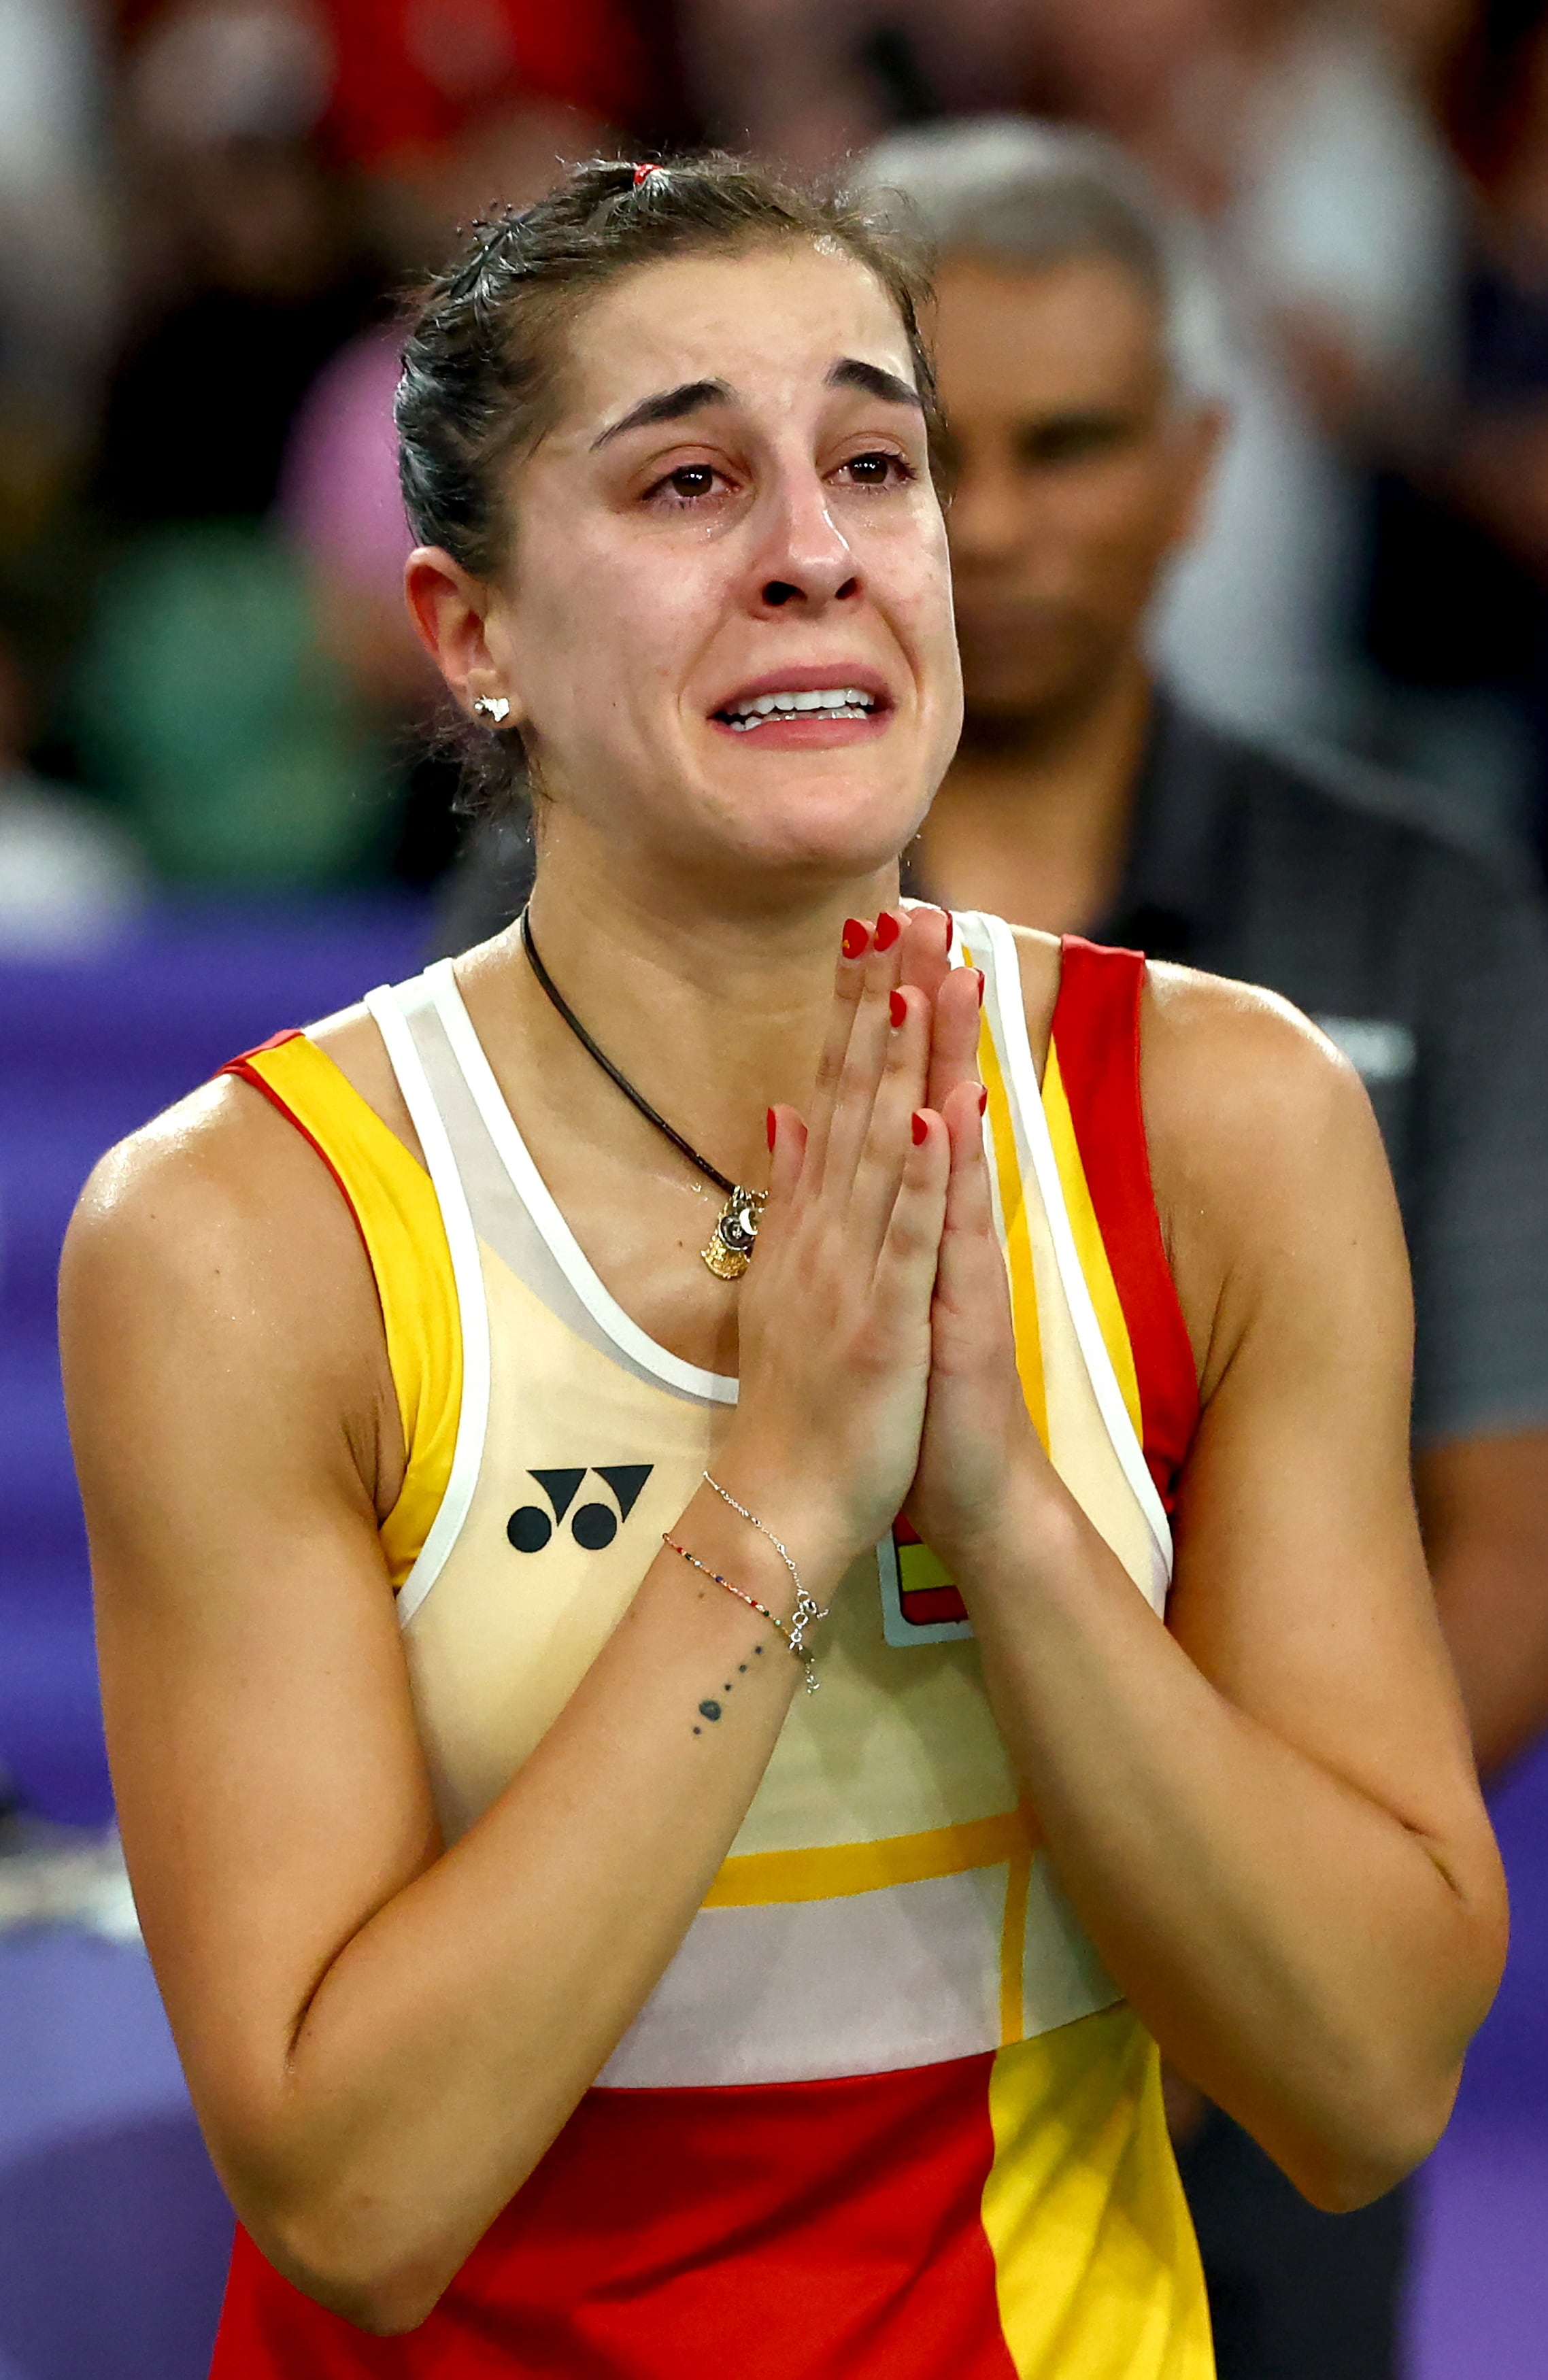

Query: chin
left=713, top=768, right=928, bottom=885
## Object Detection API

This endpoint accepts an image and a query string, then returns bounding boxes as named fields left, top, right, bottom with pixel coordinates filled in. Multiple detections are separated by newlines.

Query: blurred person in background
left=95, top=0, right=385, bottom=532
left=818, top=116, right=1547, bottom=2380
left=69, top=0, right=687, bottom=897
left=1023, top=0, right=1468, bottom=764
left=0, top=634, right=141, bottom=954
left=1363, top=0, right=1548, bottom=869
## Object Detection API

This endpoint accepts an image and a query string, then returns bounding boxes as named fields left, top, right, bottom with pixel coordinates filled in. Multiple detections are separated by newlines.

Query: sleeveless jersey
left=208, top=917, right=1212, bottom=2379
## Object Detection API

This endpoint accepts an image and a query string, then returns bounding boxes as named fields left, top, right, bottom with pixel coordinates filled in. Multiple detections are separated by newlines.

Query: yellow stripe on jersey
left=1042, top=1037, right=1144, bottom=1449
left=969, top=968, right=1049, bottom=1453
left=998, top=1829, right=1033, bottom=2047
left=242, top=1036, right=461, bottom=1588
left=983, top=2008, right=1214, bottom=2377
left=705, top=1809, right=1030, bottom=1907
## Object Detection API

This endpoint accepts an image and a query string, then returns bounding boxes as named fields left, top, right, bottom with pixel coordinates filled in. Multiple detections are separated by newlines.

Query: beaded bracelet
left=701, top=1473, right=830, bottom=1660
left=660, top=1536, right=820, bottom=1691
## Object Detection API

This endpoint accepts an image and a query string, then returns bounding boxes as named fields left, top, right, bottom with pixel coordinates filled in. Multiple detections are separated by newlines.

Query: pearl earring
left=473, top=695, right=511, bottom=724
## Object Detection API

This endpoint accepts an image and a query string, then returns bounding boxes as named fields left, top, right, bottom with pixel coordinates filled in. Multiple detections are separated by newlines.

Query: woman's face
left=482, top=239, right=962, bottom=890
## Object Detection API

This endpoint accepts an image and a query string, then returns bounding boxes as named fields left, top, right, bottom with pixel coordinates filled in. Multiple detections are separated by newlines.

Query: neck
left=920, top=653, right=1151, bottom=935
left=461, top=806, right=900, bottom=1195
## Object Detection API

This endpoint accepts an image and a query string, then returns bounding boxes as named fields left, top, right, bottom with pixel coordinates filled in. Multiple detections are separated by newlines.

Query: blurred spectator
left=70, top=520, right=396, bottom=889
left=278, top=322, right=462, bottom=882
left=0, top=636, right=141, bottom=953
left=0, top=0, right=116, bottom=551
left=1362, top=0, right=1548, bottom=868
left=677, top=0, right=1035, bottom=175
left=1026, top=0, right=1468, bottom=758
left=854, top=116, right=1548, bottom=2380
left=94, top=1, right=387, bottom=528
left=310, top=0, right=682, bottom=178
left=278, top=324, right=426, bottom=712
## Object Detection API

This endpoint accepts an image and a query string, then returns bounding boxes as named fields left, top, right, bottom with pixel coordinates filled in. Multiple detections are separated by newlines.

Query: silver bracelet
left=701, top=1473, right=830, bottom=1662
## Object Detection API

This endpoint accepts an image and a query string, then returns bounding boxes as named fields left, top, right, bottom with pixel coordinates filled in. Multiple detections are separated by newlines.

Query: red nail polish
left=766, top=1106, right=777, bottom=1151
left=874, top=911, right=902, bottom=951
left=842, top=918, right=869, bottom=960
left=889, top=989, right=907, bottom=1028
left=974, top=967, right=985, bottom=1007
left=911, top=1110, right=928, bottom=1146
left=977, top=1083, right=988, bottom=1116
left=945, top=913, right=954, bottom=949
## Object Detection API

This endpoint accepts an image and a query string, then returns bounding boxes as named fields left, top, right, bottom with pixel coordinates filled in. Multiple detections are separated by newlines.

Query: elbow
left=258, top=2201, right=461, bottom=2338
left=1276, top=2060, right=1464, bottom=2215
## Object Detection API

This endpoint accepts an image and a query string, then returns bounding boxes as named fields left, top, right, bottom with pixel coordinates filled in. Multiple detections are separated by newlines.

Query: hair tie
left=632, top=162, right=661, bottom=188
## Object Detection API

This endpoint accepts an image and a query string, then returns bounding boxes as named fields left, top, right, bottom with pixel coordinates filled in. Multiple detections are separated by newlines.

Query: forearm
left=243, top=1477, right=828, bottom=2328
left=961, top=1473, right=1501, bottom=2207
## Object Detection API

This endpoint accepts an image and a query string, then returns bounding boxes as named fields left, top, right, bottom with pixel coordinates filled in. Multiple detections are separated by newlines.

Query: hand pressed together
left=720, top=905, right=1049, bottom=1593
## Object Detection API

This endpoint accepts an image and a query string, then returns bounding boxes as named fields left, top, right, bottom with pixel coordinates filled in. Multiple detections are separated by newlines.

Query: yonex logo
left=506, top=1465, right=653, bottom=1554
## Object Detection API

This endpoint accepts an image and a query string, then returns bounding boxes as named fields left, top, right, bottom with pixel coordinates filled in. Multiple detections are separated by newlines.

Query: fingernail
left=911, top=1110, right=929, bottom=1146
left=974, top=967, right=985, bottom=1007
left=977, top=1083, right=988, bottom=1116
left=945, top=913, right=954, bottom=949
left=889, top=989, right=907, bottom=1028
left=842, top=918, right=869, bottom=960
left=874, top=911, right=902, bottom=951
left=766, top=1106, right=777, bottom=1151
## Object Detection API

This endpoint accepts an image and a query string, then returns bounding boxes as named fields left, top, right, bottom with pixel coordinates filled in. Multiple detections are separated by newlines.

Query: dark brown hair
left=395, top=151, right=939, bottom=810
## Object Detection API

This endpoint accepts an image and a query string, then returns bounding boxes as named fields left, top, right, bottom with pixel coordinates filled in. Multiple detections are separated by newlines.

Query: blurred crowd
left=10, top=0, right=1548, bottom=937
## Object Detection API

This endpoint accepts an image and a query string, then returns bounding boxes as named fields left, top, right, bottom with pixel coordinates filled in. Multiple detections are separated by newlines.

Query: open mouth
left=715, top=685, right=881, bottom=732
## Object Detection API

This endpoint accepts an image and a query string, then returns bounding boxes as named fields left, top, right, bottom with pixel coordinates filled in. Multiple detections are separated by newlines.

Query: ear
left=403, top=547, right=528, bottom=727
left=1168, top=402, right=1228, bottom=550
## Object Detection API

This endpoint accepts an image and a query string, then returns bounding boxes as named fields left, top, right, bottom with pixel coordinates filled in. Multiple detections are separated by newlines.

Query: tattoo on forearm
left=692, top=1642, right=763, bottom=1734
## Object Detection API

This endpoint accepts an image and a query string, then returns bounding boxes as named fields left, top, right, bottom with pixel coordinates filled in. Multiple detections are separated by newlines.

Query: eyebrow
left=826, top=356, right=924, bottom=411
left=591, top=379, right=732, bottom=449
left=590, top=356, right=924, bottom=451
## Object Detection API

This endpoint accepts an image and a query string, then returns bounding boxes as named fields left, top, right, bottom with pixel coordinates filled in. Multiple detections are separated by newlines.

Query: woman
left=61, top=157, right=1504, bottom=2377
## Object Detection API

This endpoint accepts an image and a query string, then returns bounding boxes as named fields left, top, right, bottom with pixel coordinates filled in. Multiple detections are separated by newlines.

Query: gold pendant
left=701, top=1185, right=767, bottom=1279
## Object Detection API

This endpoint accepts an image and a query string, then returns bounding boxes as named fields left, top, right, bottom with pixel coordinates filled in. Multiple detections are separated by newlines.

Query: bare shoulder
left=61, top=1066, right=397, bottom=1505
left=1141, top=959, right=1373, bottom=1159
left=1138, top=963, right=1407, bottom=1397
left=67, top=1070, right=354, bottom=1302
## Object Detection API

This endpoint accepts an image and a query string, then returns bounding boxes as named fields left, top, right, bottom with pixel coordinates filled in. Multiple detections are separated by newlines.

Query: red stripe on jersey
left=211, top=2057, right=1022, bottom=2378
left=1050, top=938, right=1198, bottom=1506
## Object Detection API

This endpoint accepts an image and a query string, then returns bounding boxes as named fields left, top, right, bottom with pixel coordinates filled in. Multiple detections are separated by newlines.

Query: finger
left=815, top=909, right=907, bottom=1196
left=895, top=904, right=952, bottom=1006
left=803, top=915, right=873, bottom=1182
left=926, top=960, right=986, bottom=1117
left=935, top=1079, right=1000, bottom=1300
left=760, top=1103, right=808, bottom=1227
left=847, top=979, right=933, bottom=1258
left=875, top=1105, right=951, bottom=1310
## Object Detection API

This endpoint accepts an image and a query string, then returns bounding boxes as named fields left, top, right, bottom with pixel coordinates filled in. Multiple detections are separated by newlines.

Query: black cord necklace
left=520, top=908, right=767, bottom=1279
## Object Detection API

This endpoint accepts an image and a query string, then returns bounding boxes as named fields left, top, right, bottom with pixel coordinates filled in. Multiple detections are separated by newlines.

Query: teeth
left=722, top=686, right=877, bottom=726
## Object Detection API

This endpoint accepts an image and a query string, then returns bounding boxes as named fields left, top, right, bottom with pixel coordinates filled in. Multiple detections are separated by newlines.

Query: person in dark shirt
left=441, top=116, right=1548, bottom=2380
left=862, top=118, right=1548, bottom=2380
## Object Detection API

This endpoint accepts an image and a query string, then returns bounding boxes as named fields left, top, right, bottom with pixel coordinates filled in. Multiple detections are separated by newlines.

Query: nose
left=745, top=461, right=860, bottom=615
left=947, top=453, right=1024, bottom=574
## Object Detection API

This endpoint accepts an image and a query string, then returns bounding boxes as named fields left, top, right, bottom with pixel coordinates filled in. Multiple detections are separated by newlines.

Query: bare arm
left=1418, top=1431, right=1548, bottom=1776
left=61, top=911, right=967, bottom=2334
left=908, top=965, right=1507, bottom=2211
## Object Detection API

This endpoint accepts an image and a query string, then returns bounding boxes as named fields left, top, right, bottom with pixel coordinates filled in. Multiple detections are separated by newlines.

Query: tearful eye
left=665, top=464, right=716, bottom=500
